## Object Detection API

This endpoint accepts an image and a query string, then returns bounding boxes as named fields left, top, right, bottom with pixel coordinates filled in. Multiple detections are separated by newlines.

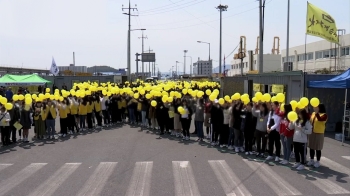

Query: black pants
left=294, top=142, right=306, bottom=164
left=67, top=114, right=78, bottom=132
left=102, top=110, right=110, bottom=125
left=10, top=125, right=17, bottom=142
left=268, top=130, right=281, bottom=157
left=1, top=126, right=10, bottom=145
left=116, top=109, right=122, bottom=122
left=60, top=118, right=68, bottom=134
left=157, top=117, right=165, bottom=133
left=310, top=149, right=321, bottom=161
left=219, top=124, right=229, bottom=145
left=180, top=118, right=191, bottom=137
left=87, top=113, right=93, bottom=129
left=212, top=123, right=221, bottom=142
left=244, top=130, right=255, bottom=152
left=95, top=111, right=102, bottom=126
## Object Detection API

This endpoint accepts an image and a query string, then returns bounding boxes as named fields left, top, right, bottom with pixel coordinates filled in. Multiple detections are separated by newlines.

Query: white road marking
left=77, top=162, right=118, bottom=196
left=0, top=163, right=12, bottom=173
left=342, top=156, right=350, bottom=161
left=322, top=157, right=350, bottom=177
left=0, top=163, right=47, bottom=196
left=172, top=161, right=201, bottom=196
left=208, top=160, right=251, bottom=196
left=125, top=162, right=153, bottom=196
left=243, top=160, right=301, bottom=196
left=28, top=163, right=81, bottom=196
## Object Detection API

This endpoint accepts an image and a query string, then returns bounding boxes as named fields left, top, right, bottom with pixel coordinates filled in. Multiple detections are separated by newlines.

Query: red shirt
left=279, top=118, right=294, bottom=137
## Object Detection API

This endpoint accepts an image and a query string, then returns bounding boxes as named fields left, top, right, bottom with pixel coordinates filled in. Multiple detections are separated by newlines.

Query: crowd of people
left=0, top=81, right=328, bottom=171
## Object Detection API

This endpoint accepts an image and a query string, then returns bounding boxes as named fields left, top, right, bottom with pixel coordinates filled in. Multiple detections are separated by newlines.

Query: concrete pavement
left=0, top=124, right=349, bottom=196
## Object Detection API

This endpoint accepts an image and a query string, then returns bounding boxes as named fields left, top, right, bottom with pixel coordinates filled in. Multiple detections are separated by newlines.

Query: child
left=289, top=109, right=312, bottom=170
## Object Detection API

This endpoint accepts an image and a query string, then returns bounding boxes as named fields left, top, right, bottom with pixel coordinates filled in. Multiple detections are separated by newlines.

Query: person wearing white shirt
left=289, top=109, right=313, bottom=170
left=266, top=101, right=282, bottom=162
left=0, top=106, right=11, bottom=146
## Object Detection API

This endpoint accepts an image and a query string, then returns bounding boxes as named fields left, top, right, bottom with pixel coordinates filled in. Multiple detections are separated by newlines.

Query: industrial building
left=192, top=59, right=212, bottom=76
left=227, top=36, right=282, bottom=76
left=281, top=33, right=350, bottom=72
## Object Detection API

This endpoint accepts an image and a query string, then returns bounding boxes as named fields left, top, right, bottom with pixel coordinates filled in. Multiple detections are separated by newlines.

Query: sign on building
left=141, top=53, right=156, bottom=62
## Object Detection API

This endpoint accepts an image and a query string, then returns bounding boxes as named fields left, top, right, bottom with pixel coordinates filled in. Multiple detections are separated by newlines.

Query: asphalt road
left=0, top=122, right=349, bottom=196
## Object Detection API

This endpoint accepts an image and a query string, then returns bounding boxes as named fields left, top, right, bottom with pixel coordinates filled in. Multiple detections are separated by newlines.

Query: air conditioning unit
left=283, top=62, right=293, bottom=71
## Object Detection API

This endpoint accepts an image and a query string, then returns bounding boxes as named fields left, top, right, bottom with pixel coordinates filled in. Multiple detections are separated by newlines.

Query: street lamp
left=197, top=41, right=211, bottom=61
left=176, top=61, right=182, bottom=77
left=183, top=50, right=188, bottom=75
left=185, top=56, right=192, bottom=75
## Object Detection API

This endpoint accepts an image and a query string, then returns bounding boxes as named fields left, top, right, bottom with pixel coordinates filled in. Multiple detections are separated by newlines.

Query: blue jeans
left=195, top=121, right=204, bottom=139
left=46, top=119, right=55, bottom=137
left=128, top=108, right=135, bottom=123
left=228, top=127, right=235, bottom=146
left=141, top=111, right=147, bottom=126
left=281, top=135, right=293, bottom=161
left=80, top=115, right=86, bottom=129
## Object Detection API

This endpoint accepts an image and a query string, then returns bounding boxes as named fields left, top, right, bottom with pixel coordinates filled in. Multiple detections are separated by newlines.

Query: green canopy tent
left=0, top=74, right=51, bottom=86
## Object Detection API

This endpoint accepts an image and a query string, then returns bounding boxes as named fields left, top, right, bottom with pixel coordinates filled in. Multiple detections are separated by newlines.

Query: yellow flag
left=306, top=2, right=338, bottom=44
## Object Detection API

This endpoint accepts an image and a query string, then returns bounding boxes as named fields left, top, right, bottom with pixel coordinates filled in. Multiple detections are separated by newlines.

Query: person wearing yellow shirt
left=33, top=101, right=46, bottom=140
left=57, top=99, right=69, bottom=137
left=44, top=100, right=57, bottom=139
left=93, top=96, right=102, bottom=127
left=86, top=98, right=94, bottom=130
left=307, top=103, right=328, bottom=168
left=69, top=97, right=79, bottom=133
left=78, top=99, right=88, bottom=131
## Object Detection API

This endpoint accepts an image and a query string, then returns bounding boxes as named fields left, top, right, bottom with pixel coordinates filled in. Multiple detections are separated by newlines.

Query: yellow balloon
left=276, top=93, right=285, bottom=103
left=5, top=103, right=13, bottom=110
left=232, top=93, right=241, bottom=100
left=46, top=88, right=50, bottom=93
left=310, top=97, right=320, bottom=107
left=13, top=95, right=19, bottom=101
left=0, top=97, right=7, bottom=104
left=290, top=100, right=297, bottom=108
left=167, top=97, right=173, bottom=103
left=287, top=111, right=298, bottom=122
left=146, top=94, right=152, bottom=99
left=224, top=95, right=230, bottom=101
left=18, top=94, right=24, bottom=101
left=255, top=92, right=263, bottom=100
left=218, top=98, right=225, bottom=105
left=280, top=103, right=285, bottom=111
left=252, top=97, right=258, bottom=103
left=25, top=97, right=32, bottom=105
left=205, top=89, right=211, bottom=95
left=151, top=100, right=157, bottom=107
left=262, top=93, right=271, bottom=102
left=134, top=93, right=139, bottom=99
left=271, top=96, right=277, bottom=102
left=300, top=97, right=309, bottom=107
left=296, top=102, right=304, bottom=109
left=182, top=89, right=188, bottom=95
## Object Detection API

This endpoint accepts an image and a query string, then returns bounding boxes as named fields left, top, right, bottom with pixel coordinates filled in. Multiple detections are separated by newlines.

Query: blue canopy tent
left=308, top=68, right=350, bottom=145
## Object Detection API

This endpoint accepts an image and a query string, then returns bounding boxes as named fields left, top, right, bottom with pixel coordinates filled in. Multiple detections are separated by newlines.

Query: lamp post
left=197, top=41, right=211, bottom=60
left=183, top=50, right=188, bottom=75
left=186, top=56, right=192, bottom=75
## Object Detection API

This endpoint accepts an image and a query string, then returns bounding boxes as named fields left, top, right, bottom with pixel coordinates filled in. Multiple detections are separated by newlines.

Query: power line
left=139, top=0, right=208, bottom=16
left=138, top=0, right=192, bottom=13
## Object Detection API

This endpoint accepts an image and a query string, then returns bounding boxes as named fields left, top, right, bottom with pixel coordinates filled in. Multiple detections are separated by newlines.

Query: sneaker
left=249, top=151, right=255, bottom=155
left=63, top=134, right=66, bottom=137
left=307, top=159, right=315, bottom=166
left=235, top=147, right=239, bottom=153
left=266, top=156, right=274, bottom=161
left=228, top=146, right=233, bottom=150
left=313, top=161, right=320, bottom=168
left=239, top=147, right=245, bottom=152
left=281, top=160, right=289, bottom=165
left=186, top=137, right=190, bottom=141
left=275, top=157, right=280, bottom=162
left=211, top=142, right=216, bottom=146
left=296, top=164, right=305, bottom=170
left=292, top=162, right=301, bottom=168
left=245, top=152, right=249, bottom=155
left=279, top=159, right=285, bottom=164
left=220, top=145, right=224, bottom=148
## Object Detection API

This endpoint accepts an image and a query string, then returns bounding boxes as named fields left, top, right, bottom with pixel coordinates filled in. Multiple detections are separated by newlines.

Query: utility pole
left=240, top=37, right=244, bottom=75
left=138, top=30, right=147, bottom=79
left=122, top=0, right=138, bottom=81
left=216, top=4, right=228, bottom=75
left=259, top=0, right=265, bottom=74
left=184, top=50, right=188, bottom=75
left=135, top=53, right=141, bottom=75
left=286, top=0, right=290, bottom=70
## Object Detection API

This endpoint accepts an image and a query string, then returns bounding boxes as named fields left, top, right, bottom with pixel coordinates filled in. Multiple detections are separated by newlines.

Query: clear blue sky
left=0, top=0, right=349, bottom=73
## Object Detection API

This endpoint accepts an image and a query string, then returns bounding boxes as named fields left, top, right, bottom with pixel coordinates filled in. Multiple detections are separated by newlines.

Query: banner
left=272, top=84, right=284, bottom=94
left=253, top=83, right=261, bottom=92
left=306, top=2, right=338, bottom=44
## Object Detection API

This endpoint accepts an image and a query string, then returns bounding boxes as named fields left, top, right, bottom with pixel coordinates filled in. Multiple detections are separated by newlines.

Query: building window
left=341, top=47, right=350, bottom=56
left=315, top=51, right=323, bottom=59
left=282, top=57, right=286, bottom=63
left=246, top=62, right=248, bottom=68
left=330, top=48, right=337, bottom=57
left=298, top=54, right=304, bottom=61
left=323, top=50, right=330, bottom=58
left=307, top=53, right=313, bottom=60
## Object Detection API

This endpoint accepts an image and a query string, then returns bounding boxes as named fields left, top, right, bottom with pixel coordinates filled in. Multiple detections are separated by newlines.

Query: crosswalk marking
left=303, top=167, right=350, bottom=194
left=243, top=160, right=301, bottom=196
left=208, top=160, right=251, bottom=196
left=342, top=156, right=350, bottom=161
left=126, top=162, right=153, bottom=196
left=76, top=162, right=118, bottom=196
left=0, top=163, right=47, bottom=196
left=172, top=161, right=201, bottom=196
left=0, top=164, right=12, bottom=173
left=322, top=157, right=350, bottom=178
left=28, top=163, right=81, bottom=196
